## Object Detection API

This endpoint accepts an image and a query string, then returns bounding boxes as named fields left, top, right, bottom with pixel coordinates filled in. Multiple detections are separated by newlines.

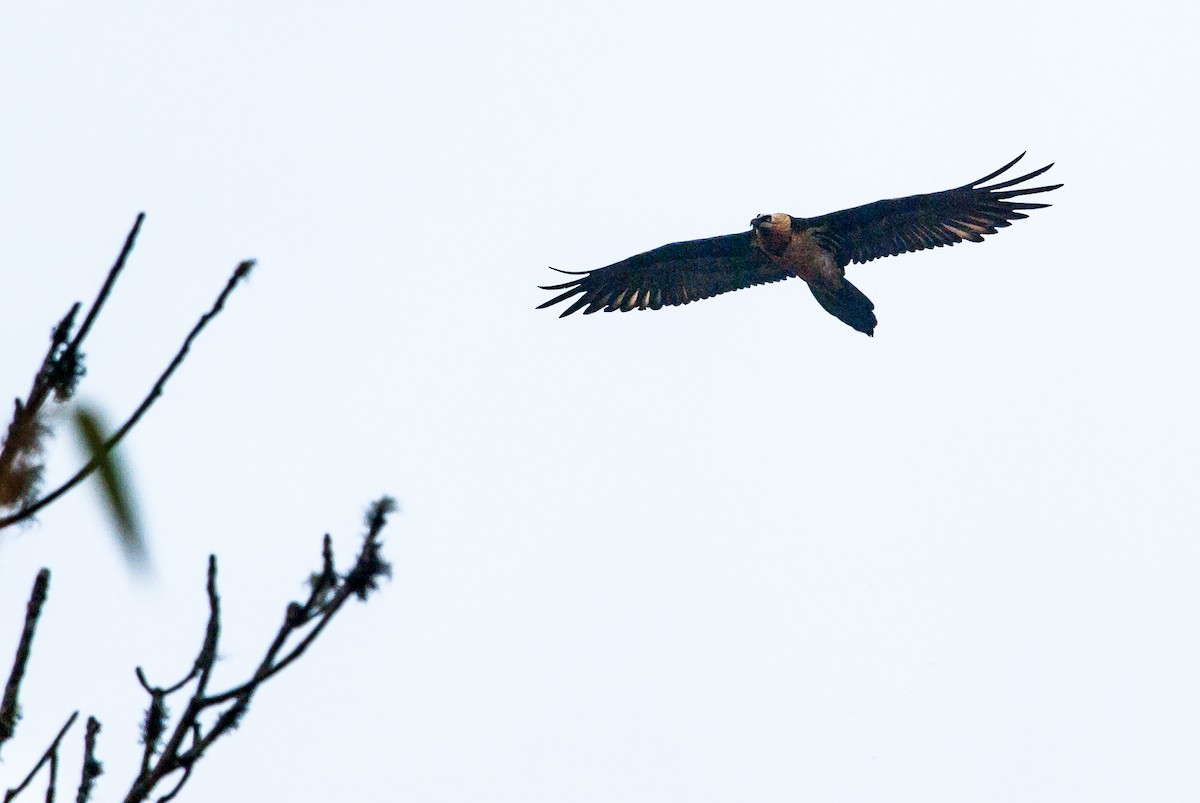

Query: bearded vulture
left=537, top=154, right=1061, bottom=336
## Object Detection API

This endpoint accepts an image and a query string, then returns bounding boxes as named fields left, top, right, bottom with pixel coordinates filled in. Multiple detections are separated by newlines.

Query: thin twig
left=68, top=214, right=146, bottom=360
left=3, top=711, right=78, bottom=803
left=0, top=260, right=255, bottom=530
left=75, top=717, right=102, bottom=803
left=134, top=667, right=192, bottom=699
left=121, top=499, right=393, bottom=803
left=152, top=762, right=192, bottom=803
left=201, top=504, right=392, bottom=709
left=47, top=744, right=59, bottom=803
left=136, top=690, right=166, bottom=779
left=0, top=306, right=76, bottom=507
left=132, top=560, right=222, bottom=791
left=1, top=213, right=144, bottom=508
left=0, top=570, right=51, bottom=755
left=193, top=557, right=220, bottom=698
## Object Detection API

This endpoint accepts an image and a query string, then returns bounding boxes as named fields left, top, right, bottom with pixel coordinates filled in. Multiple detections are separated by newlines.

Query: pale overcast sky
left=2, top=1, right=1198, bottom=801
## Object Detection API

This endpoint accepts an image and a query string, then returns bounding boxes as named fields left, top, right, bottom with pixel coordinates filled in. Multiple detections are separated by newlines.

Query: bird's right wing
left=538, top=231, right=791, bottom=316
left=801, top=153, right=1061, bottom=268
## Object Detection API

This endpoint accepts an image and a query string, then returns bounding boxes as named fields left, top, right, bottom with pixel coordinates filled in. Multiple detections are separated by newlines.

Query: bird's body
left=752, top=213, right=835, bottom=283
left=537, top=154, right=1061, bottom=335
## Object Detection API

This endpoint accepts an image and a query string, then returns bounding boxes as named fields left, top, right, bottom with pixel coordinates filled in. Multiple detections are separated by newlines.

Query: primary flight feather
left=537, top=153, right=1061, bottom=336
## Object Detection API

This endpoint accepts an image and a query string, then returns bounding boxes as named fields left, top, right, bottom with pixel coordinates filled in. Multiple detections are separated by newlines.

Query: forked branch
left=122, top=497, right=395, bottom=803
left=3, top=498, right=394, bottom=803
left=0, top=215, right=254, bottom=531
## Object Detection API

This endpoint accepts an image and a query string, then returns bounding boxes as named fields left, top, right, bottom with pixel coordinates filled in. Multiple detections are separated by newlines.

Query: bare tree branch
left=0, top=259, right=255, bottom=531
left=75, top=717, right=102, bottom=803
left=2, top=711, right=78, bottom=803
left=0, top=570, right=51, bottom=756
left=3, top=220, right=393, bottom=803
left=68, top=215, right=146, bottom=365
left=0, top=213, right=145, bottom=511
left=120, top=497, right=395, bottom=803
left=5, top=498, right=393, bottom=803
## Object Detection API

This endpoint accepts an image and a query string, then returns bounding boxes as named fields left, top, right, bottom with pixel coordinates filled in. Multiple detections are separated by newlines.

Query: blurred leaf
left=72, top=404, right=148, bottom=572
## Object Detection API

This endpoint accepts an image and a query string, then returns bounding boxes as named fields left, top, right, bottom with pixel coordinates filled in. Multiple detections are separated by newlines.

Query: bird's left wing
left=538, top=231, right=789, bottom=316
left=801, top=153, right=1061, bottom=268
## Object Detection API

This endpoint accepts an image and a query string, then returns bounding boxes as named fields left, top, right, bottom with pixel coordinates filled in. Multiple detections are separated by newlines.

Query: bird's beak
left=751, top=214, right=770, bottom=229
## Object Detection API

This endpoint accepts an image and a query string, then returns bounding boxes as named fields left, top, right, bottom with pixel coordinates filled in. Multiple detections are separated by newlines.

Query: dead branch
left=0, top=215, right=254, bottom=531
left=0, top=570, right=51, bottom=756
left=76, top=717, right=102, bottom=803
left=0, top=214, right=144, bottom=510
left=3, top=711, right=78, bottom=803
left=3, top=497, right=394, bottom=803
left=122, top=496, right=394, bottom=803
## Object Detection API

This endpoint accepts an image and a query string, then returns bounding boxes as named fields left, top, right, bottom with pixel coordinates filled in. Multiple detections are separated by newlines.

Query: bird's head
left=751, top=213, right=792, bottom=254
left=751, top=213, right=791, bottom=231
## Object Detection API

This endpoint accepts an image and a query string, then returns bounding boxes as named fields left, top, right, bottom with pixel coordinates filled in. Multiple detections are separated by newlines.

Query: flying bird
left=537, top=154, right=1061, bottom=336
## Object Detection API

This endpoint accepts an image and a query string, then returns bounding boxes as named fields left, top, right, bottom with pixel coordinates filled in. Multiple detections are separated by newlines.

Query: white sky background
left=1, top=1, right=1198, bottom=801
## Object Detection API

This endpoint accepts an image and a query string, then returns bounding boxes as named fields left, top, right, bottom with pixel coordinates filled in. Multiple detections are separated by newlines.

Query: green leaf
left=72, top=404, right=148, bottom=572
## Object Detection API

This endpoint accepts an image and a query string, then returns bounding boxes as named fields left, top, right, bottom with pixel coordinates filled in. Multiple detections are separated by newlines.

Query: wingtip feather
left=537, top=287, right=586, bottom=311
left=968, top=153, right=1026, bottom=187
left=982, top=162, right=1056, bottom=191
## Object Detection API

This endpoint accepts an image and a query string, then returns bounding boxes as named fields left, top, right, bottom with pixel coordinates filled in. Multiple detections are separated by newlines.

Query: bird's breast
left=771, top=230, right=843, bottom=287
left=751, top=226, right=790, bottom=257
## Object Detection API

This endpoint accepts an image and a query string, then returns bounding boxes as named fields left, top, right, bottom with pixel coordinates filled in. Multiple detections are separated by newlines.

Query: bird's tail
left=808, top=278, right=877, bottom=336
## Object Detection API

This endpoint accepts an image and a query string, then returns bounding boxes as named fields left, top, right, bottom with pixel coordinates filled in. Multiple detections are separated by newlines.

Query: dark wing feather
left=538, top=231, right=789, bottom=316
left=802, top=153, right=1062, bottom=268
